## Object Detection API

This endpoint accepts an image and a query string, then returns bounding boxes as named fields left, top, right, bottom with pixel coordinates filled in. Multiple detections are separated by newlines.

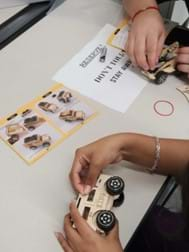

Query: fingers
left=84, top=159, right=103, bottom=190
left=177, top=47, right=189, bottom=74
left=69, top=202, right=95, bottom=237
left=134, top=37, right=149, bottom=70
left=55, top=232, right=73, bottom=252
left=64, top=213, right=81, bottom=245
left=70, top=150, right=88, bottom=194
left=177, top=50, right=189, bottom=64
left=146, top=34, right=159, bottom=70
left=107, top=221, right=119, bottom=240
left=126, top=33, right=136, bottom=66
left=177, top=64, right=189, bottom=74
left=156, top=33, right=165, bottom=63
left=178, top=47, right=189, bottom=54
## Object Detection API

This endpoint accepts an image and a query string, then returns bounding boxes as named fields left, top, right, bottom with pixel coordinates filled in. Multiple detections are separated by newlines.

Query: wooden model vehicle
left=24, top=116, right=45, bottom=130
left=6, top=123, right=26, bottom=144
left=24, top=134, right=51, bottom=150
left=142, top=42, right=179, bottom=84
left=59, top=110, right=85, bottom=122
left=75, top=174, right=125, bottom=234
left=38, top=102, right=59, bottom=113
left=57, top=91, right=72, bottom=103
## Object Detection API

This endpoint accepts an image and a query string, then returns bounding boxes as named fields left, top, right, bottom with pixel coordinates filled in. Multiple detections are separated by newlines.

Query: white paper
left=0, top=0, right=46, bottom=9
left=53, top=24, right=147, bottom=113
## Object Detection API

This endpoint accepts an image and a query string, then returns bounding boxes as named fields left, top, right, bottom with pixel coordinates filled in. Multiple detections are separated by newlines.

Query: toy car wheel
left=28, top=126, right=35, bottom=131
left=155, top=71, right=168, bottom=84
left=30, top=146, right=37, bottom=150
left=96, top=210, right=116, bottom=232
left=106, top=176, right=125, bottom=196
left=8, top=134, right=19, bottom=145
left=113, top=192, right=125, bottom=207
left=43, top=142, right=50, bottom=148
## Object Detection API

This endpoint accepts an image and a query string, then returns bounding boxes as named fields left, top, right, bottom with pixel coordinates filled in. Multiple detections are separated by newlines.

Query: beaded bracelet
left=147, top=137, right=160, bottom=173
left=132, top=6, right=159, bottom=23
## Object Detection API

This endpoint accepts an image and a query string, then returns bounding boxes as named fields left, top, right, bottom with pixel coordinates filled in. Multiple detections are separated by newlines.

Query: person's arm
left=122, top=0, right=166, bottom=70
left=123, top=0, right=158, bottom=18
left=69, top=133, right=189, bottom=194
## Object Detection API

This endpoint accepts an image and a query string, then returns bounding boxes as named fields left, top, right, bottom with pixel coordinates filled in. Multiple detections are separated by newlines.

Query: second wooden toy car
left=142, top=42, right=179, bottom=84
left=38, top=102, right=59, bottom=113
left=24, top=116, right=45, bottom=130
left=74, top=174, right=125, bottom=234
left=24, top=134, right=51, bottom=150
left=6, top=123, right=27, bottom=144
left=59, top=110, right=85, bottom=122
left=57, top=91, right=72, bottom=103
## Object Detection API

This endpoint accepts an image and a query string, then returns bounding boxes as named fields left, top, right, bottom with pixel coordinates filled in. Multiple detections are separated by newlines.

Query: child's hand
left=125, top=10, right=166, bottom=70
left=56, top=202, right=123, bottom=252
left=69, top=134, right=127, bottom=195
left=176, top=47, right=189, bottom=78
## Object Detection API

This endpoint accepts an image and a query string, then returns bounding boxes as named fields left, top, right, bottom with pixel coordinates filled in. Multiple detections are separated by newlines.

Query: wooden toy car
left=24, top=116, right=45, bottom=130
left=38, top=102, right=59, bottom=113
left=75, top=174, right=125, bottom=234
left=24, top=134, right=51, bottom=150
left=59, top=110, right=85, bottom=122
left=142, top=42, right=179, bottom=84
left=6, top=123, right=26, bottom=137
left=6, top=123, right=26, bottom=144
left=57, top=91, right=72, bottom=103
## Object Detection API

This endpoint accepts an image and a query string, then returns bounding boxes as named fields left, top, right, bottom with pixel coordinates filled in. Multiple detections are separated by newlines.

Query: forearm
left=123, top=0, right=158, bottom=17
left=120, top=133, right=189, bottom=176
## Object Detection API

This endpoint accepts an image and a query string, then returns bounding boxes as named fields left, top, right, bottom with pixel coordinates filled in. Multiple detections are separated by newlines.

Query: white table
left=0, top=5, right=26, bottom=24
left=0, top=0, right=188, bottom=251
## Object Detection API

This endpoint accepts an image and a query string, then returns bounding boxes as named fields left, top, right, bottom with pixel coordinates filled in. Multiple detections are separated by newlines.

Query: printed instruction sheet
left=53, top=24, right=147, bottom=113
left=0, top=84, right=96, bottom=164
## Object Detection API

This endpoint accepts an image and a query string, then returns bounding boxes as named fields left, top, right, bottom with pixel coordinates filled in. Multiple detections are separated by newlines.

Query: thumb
left=84, top=162, right=102, bottom=194
left=107, top=221, right=120, bottom=240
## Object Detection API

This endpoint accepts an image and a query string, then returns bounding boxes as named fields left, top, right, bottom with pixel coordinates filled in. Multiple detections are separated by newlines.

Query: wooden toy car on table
left=24, top=134, right=51, bottom=150
left=59, top=110, right=85, bottom=122
left=57, top=91, right=72, bottom=103
left=38, top=102, right=59, bottom=113
left=142, top=42, right=179, bottom=84
left=74, top=174, right=125, bottom=234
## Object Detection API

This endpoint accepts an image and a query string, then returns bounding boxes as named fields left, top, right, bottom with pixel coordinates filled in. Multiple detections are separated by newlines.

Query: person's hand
left=176, top=47, right=189, bottom=78
left=125, top=10, right=166, bottom=70
left=55, top=202, right=123, bottom=252
left=69, top=134, right=127, bottom=194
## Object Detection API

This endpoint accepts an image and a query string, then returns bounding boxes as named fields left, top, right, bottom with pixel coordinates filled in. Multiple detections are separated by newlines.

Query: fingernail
left=83, top=185, right=91, bottom=195
left=70, top=200, right=76, bottom=207
left=54, top=232, right=60, bottom=239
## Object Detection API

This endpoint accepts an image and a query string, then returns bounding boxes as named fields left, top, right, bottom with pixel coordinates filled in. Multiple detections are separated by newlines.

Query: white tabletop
left=0, top=5, right=26, bottom=25
left=0, top=0, right=188, bottom=251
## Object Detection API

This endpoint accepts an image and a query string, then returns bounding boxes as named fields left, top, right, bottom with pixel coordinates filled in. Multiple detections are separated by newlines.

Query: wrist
left=123, top=0, right=158, bottom=17
left=131, top=6, right=159, bottom=23
left=115, top=133, right=137, bottom=161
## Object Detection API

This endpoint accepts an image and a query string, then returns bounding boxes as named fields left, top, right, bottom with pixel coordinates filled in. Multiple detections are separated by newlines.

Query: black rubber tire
left=106, top=176, right=125, bottom=196
left=113, top=192, right=125, bottom=207
left=28, top=126, right=35, bottom=131
left=43, top=142, right=50, bottom=148
left=30, top=146, right=37, bottom=150
left=154, top=71, right=168, bottom=84
left=96, top=210, right=116, bottom=233
left=8, top=134, right=19, bottom=145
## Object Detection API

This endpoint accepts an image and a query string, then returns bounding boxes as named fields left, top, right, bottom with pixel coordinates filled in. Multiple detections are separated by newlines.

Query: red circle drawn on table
left=153, top=100, right=174, bottom=116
